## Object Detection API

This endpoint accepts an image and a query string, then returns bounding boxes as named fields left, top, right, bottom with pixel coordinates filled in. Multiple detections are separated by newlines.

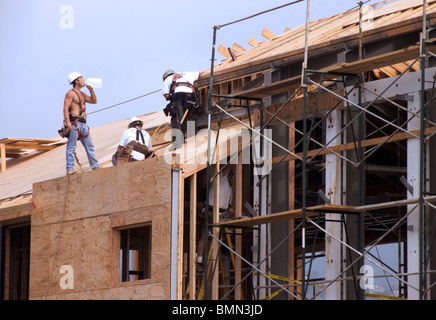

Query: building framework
left=191, top=0, right=436, bottom=300
left=2, top=0, right=436, bottom=301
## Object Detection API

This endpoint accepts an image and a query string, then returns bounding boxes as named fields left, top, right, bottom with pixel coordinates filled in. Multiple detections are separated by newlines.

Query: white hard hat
left=129, top=117, right=143, bottom=126
left=68, top=72, right=82, bottom=84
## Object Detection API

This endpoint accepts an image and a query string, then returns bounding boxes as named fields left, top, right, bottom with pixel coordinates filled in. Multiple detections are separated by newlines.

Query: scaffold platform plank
left=219, top=196, right=436, bottom=228
left=218, top=204, right=355, bottom=227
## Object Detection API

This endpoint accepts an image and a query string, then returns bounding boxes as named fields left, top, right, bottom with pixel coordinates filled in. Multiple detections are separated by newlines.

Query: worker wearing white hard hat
left=63, top=71, right=100, bottom=175
left=113, top=116, right=153, bottom=165
left=68, top=72, right=83, bottom=84
left=128, top=116, right=143, bottom=128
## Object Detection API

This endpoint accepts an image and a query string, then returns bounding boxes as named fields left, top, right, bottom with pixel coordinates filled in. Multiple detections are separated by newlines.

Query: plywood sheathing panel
left=30, top=214, right=114, bottom=298
left=82, top=165, right=130, bottom=216
left=128, top=157, right=170, bottom=210
left=33, top=281, right=168, bottom=300
left=28, top=224, right=51, bottom=297
left=30, top=156, right=172, bottom=300
left=167, top=120, right=250, bottom=178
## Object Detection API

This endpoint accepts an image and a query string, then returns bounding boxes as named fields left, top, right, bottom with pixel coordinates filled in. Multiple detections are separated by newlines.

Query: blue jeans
left=66, top=122, right=100, bottom=171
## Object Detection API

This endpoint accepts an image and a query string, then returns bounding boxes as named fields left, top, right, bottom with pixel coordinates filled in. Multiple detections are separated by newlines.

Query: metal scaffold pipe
left=301, top=0, right=311, bottom=300
left=419, top=0, right=428, bottom=300
left=204, top=25, right=218, bottom=300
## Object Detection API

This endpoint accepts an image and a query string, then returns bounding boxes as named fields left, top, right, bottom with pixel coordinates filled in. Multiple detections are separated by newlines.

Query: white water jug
left=85, top=78, right=102, bottom=88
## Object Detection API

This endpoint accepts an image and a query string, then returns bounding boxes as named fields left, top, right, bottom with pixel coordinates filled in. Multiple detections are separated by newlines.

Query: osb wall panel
left=30, top=156, right=172, bottom=300
left=39, top=281, right=168, bottom=300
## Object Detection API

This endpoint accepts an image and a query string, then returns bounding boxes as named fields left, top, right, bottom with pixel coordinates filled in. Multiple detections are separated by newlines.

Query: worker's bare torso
left=63, top=78, right=96, bottom=130
left=67, top=89, right=86, bottom=117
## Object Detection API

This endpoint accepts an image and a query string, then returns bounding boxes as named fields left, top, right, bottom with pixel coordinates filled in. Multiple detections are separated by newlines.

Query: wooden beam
left=271, top=125, right=436, bottom=164
left=218, top=204, right=355, bottom=227
left=0, top=138, right=66, bottom=169
left=0, top=137, right=64, bottom=145
left=232, top=43, right=246, bottom=55
left=354, top=195, right=436, bottom=212
left=218, top=44, right=231, bottom=58
left=234, top=153, right=243, bottom=300
left=218, top=196, right=436, bottom=228
left=1, top=143, right=5, bottom=173
left=0, top=196, right=34, bottom=217
left=189, top=173, right=197, bottom=300
left=4, top=143, right=59, bottom=151
left=323, top=42, right=435, bottom=75
left=248, top=36, right=261, bottom=47
left=176, top=170, right=184, bottom=300
left=261, top=27, right=276, bottom=40
left=342, top=0, right=436, bottom=29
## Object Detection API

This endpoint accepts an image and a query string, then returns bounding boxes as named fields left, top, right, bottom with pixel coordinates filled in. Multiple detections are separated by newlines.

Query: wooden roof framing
left=225, top=40, right=434, bottom=102
left=0, top=137, right=66, bottom=173
left=197, top=0, right=436, bottom=87
left=0, top=137, right=65, bottom=155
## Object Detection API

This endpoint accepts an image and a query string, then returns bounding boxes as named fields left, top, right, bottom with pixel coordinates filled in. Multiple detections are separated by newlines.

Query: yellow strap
left=253, top=272, right=323, bottom=288
left=260, top=288, right=284, bottom=300
left=74, top=151, right=83, bottom=170
left=153, top=122, right=170, bottom=137
left=100, top=160, right=112, bottom=168
left=364, top=292, right=407, bottom=300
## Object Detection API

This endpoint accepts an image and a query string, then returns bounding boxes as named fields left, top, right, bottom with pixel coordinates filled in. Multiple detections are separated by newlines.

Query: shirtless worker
left=63, top=72, right=100, bottom=175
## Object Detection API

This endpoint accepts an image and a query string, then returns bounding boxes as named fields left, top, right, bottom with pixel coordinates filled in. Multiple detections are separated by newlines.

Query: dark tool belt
left=69, top=115, right=86, bottom=124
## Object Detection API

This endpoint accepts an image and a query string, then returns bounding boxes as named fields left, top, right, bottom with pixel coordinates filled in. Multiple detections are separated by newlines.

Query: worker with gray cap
left=63, top=72, right=100, bottom=175
left=162, top=70, right=202, bottom=150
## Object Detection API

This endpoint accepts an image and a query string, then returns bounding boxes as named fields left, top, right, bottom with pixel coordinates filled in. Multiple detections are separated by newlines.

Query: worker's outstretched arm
left=83, top=84, right=97, bottom=104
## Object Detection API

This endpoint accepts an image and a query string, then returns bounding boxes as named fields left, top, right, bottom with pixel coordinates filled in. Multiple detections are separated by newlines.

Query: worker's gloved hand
left=163, top=102, right=176, bottom=117
left=121, top=145, right=133, bottom=154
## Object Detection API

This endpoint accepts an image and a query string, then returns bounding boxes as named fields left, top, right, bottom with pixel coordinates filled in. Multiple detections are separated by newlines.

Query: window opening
left=119, top=225, right=151, bottom=282
left=1, top=223, right=30, bottom=300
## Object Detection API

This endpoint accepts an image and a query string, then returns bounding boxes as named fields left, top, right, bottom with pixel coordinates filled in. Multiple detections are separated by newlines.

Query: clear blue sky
left=0, top=0, right=375, bottom=140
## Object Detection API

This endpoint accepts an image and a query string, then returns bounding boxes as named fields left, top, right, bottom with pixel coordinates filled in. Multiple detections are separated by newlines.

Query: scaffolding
left=192, top=0, right=436, bottom=300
